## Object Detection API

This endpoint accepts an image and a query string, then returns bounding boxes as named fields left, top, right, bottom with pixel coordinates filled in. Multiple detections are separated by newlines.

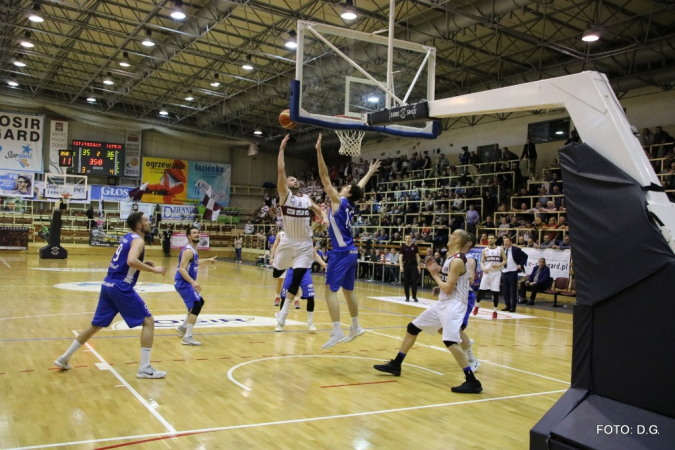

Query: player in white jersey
left=273, top=135, right=328, bottom=330
left=475, top=233, right=506, bottom=320
left=374, top=230, right=483, bottom=394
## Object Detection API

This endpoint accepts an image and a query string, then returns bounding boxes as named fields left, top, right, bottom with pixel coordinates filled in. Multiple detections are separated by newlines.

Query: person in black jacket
left=521, top=137, right=537, bottom=176
left=500, top=236, right=528, bottom=312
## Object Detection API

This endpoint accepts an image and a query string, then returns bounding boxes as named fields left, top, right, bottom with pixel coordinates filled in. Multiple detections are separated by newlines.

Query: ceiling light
left=28, top=3, right=43, bottom=22
left=555, top=131, right=564, bottom=135
left=13, top=55, right=26, bottom=67
left=159, top=106, right=169, bottom=116
left=285, top=30, right=297, bottom=49
left=170, top=0, right=185, bottom=19
left=368, top=96, right=379, bottom=103
left=142, top=29, right=155, bottom=47
left=119, top=51, right=130, bottom=67
left=341, top=0, right=357, bottom=20
left=7, top=81, right=19, bottom=87
left=185, top=96, right=194, bottom=101
left=254, top=130, right=263, bottom=135
left=103, top=73, right=114, bottom=85
left=242, top=54, right=254, bottom=70
left=20, top=31, right=34, bottom=48
left=582, top=29, right=600, bottom=42
left=210, top=72, right=220, bottom=87
left=87, top=96, right=96, bottom=103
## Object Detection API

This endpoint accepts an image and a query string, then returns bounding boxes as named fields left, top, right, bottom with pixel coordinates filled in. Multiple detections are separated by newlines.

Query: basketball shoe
left=137, top=366, right=167, bottom=379
left=54, top=356, right=71, bottom=370
left=373, top=360, right=401, bottom=376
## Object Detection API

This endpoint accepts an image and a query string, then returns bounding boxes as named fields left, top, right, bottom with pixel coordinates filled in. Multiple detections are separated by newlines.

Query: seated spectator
left=244, top=220, right=255, bottom=234
left=557, top=234, right=571, bottom=250
left=539, top=233, right=556, bottom=249
left=653, top=126, right=674, bottom=158
left=516, top=235, right=526, bottom=246
left=519, top=257, right=552, bottom=305
left=376, top=230, right=389, bottom=244
left=526, top=237, right=537, bottom=248
left=480, top=233, right=489, bottom=245
left=498, top=216, right=511, bottom=238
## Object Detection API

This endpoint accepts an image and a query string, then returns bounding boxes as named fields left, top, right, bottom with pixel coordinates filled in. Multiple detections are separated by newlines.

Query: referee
left=399, top=234, right=421, bottom=302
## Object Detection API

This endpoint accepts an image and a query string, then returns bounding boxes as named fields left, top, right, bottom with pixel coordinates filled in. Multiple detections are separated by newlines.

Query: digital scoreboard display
left=58, top=150, right=73, bottom=167
left=72, top=140, right=124, bottom=176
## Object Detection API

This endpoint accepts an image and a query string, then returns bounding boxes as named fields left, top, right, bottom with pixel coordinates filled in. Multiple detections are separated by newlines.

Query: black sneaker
left=373, top=360, right=401, bottom=376
left=405, top=298, right=410, bottom=302
left=413, top=298, right=419, bottom=302
left=451, top=379, right=483, bottom=393
left=501, top=307, right=511, bottom=311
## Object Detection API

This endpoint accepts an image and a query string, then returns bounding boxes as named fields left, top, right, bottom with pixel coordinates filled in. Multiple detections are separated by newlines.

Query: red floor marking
left=94, top=431, right=205, bottom=450
left=321, top=380, right=397, bottom=389
left=48, top=368, right=60, bottom=371
left=173, top=359, right=186, bottom=362
left=240, top=356, right=252, bottom=359
left=262, top=355, right=273, bottom=358
left=340, top=351, right=351, bottom=353
left=249, top=341, right=265, bottom=344
left=196, top=358, right=209, bottom=361
left=151, top=360, right=162, bottom=363
left=322, top=351, right=333, bottom=354
left=377, top=348, right=386, bottom=351
left=74, top=365, right=88, bottom=368
left=125, top=362, right=138, bottom=364
left=219, top=357, right=231, bottom=360
left=20, top=370, right=34, bottom=373
left=0, top=373, right=6, bottom=375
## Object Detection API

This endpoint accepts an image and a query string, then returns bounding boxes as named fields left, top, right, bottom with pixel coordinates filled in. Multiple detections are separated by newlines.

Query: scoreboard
left=71, top=140, right=124, bottom=176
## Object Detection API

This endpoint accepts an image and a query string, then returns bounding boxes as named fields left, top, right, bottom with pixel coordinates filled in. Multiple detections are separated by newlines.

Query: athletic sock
left=307, top=311, right=314, bottom=323
left=140, top=347, right=152, bottom=369
left=393, top=351, right=406, bottom=366
left=463, top=367, right=477, bottom=382
left=465, top=347, right=476, bottom=362
left=62, top=340, right=82, bottom=361
left=181, top=314, right=189, bottom=328
left=281, top=296, right=293, bottom=314
left=186, top=324, right=194, bottom=338
left=332, top=322, right=341, bottom=333
left=351, top=316, right=359, bottom=329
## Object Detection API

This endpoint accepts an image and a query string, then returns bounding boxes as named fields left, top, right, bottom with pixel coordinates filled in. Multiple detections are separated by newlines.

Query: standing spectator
left=161, top=225, right=173, bottom=257
left=565, top=129, right=581, bottom=145
left=521, top=137, right=538, bottom=176
left=466, top=204, right=480, bottom=234
left=86, top=205, right=96, bottom=230
left=422, top=151, right=432, bottom=177
left=233, top=234, right=243, bottom=263
left=640, top=128, right=654, bottom=152
left=652, top=126, right=674, bottom=158
left=399, top=234, right=421, bottom=302
left=459, top=146, right=470, bottom=174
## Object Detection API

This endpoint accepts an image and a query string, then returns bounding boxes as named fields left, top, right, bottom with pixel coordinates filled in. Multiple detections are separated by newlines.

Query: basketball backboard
left=44, top=174, right=88, bottom=200
left=290, top=21, right=440, bottom=139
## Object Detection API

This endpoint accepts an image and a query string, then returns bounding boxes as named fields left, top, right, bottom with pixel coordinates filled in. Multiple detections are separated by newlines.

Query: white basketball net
left=335, top=129, right=365, bottom=157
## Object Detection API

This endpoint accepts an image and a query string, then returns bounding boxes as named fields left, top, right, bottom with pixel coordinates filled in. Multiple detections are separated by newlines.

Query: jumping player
left=316, top=133, right=381, bottom=348
left=374, top=229, right=482, bottom=394
left=174, top=226, right=217, bottom=346
left=54, top=212, right=168, bottom=379
left=474, top=233, right=506, bottom=320
left=273, top=135, right=328, bottom=330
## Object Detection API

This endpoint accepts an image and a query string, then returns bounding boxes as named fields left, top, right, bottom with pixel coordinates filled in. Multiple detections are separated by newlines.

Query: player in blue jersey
left=174, top=226, right=218, bottom=346
left=54, top=212, right=168, bottom=379
left=316, top=133, right=381, bottom=348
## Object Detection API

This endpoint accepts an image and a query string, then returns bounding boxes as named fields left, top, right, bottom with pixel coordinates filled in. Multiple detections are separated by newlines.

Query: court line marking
left=227, top=355, right=444, bottom=391
left=7, top=389, right=566, bottom=450
left=362, top=328, right=570, bottom=385
left=1, top=258, right=11, bottom=268
left=71, top=331, right=176, bottom=435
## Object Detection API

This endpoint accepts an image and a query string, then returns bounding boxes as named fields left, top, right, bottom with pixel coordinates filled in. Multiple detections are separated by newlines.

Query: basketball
left=279, top=109, right=296, bottom=129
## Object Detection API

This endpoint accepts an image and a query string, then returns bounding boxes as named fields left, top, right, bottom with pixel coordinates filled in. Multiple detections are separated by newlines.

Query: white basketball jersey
left=280, top=193, right=313, bottom=239
left=483, top=246, right=502, bottom=269
left=439, top=253, right=470, bottom=303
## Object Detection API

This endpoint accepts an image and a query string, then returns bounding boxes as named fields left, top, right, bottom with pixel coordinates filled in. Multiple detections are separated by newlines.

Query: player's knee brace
left=406, top=322, right=422, bottom=335
left=443, top=340, right=458, bottom=348
left=306, top=297, right=315, bottom=312
left=272, top=268, right=285, bottom=278
left=191, top=299, right=204, bottom=316
left=287, top=267, right=308, bottom=296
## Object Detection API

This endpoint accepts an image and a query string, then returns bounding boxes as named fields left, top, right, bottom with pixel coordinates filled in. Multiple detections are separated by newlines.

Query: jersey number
left=112, top=243, right=124, bottom=262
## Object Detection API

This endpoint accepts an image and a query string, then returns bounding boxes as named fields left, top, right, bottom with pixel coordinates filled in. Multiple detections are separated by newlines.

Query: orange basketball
left=279, top=109, right=296, bottom=129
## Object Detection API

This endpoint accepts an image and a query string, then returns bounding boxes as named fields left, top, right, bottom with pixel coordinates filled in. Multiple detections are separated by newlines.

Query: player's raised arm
left=277, top=135, right=291, bottom=203
left=128, top=238, right=165, bottom=275
left=310, top=200, right=328, bottom=226
left=316, top=133, right=340, bottom=206
left=357, top=159, right=381, bottom=190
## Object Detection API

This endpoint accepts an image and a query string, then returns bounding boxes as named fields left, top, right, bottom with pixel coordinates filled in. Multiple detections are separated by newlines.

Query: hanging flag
left=201, top=187, right=222, bottom=221
left=127, top=182, right=149, bottom=202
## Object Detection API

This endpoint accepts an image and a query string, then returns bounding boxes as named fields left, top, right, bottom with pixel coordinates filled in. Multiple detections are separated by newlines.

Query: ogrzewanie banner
left=0, top=112, right=44, bottom=173
left=188, top=161, right=231, bottom=207
left=0, top=171, right=35, bottom=198
left=141, top=157, right=188, bottom=204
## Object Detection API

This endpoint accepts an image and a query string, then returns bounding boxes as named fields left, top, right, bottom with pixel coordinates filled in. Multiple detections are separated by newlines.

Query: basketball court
left=0, top=251, right=571, bottom=449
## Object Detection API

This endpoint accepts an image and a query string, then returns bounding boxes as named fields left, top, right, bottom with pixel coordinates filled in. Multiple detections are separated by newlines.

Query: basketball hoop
left=334, top=115, right=365, bottom=157
left=59, top=193, right=72, bottom=210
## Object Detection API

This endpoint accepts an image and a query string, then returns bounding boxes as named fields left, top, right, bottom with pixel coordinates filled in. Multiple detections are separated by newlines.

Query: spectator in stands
left=266, top=227, right=276, bottom=250
left=501, top=146, right=517, bottom=161
left=376, top=230, right=389, bottom=244
left=521, top=137, right=537, bottom=175
left=244, top=220, right=254, bottom=234
left=516, top=235, right=526, bottom=246
left=480, top=233, right=489, bottom=245
left=519, top=257, right=552, bottom=305
left=557, top=234, right=571, bottom=250
left=469, top=150, right=481, bottom=167
left=481, top=215, right=495, bottom=231
left=161, top=225, right=173, bottom=257
left=434, top=153, right=450, bottom=176
left=526, top=237, right=537, bottom=248
left=489, top=143, right=502, bottom=172
left=653, top=126, right=674, bottom=158
left=539, top=233, right=555, bottom=249
left=459, top=146, right=470, bottom=173
left=664, top=160, right=675, bottom=190
left=565, top=129, right=581, bottom=145
left=640, top=128, right=654, bottom=150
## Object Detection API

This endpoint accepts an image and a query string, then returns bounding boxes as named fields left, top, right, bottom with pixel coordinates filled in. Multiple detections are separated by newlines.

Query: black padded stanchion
left=39, top=208, right=68, bottom=259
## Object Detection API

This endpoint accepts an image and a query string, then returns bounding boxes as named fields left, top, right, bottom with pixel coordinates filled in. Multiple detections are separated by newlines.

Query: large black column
left=39, top=209, right=68, bottom=259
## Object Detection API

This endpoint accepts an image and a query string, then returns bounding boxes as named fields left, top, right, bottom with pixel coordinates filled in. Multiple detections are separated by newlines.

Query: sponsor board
left=171, top=233, right=210, bottom=250
left=0, top=112, right=44, bottom=172
left=32, top=268, right=108, bottom=272
left=0, top=171, right=34, bottom=198
left=111, top=314, right=304, bottom=330
left=188, top=161, right=231, bottom=207
left=368, top=296, right=536, bottom=320
left=54, top=281, right=175, bottom=292
left=48, top=120, right=68, bottom=174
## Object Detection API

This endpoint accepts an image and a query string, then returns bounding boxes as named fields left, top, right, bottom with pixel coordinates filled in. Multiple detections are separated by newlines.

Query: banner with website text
left=522, top=248, right=571, bottom=279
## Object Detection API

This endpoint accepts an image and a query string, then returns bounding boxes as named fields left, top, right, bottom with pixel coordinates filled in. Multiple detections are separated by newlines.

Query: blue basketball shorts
left=174, top=280, right=201, bottom=310
left=326, top=250, right=358, bottom=292
left=462, top=290, right=477, bottom=330
left=281, top=268, right=315, bottom=299
left=92, top=280, right=151, bottom=329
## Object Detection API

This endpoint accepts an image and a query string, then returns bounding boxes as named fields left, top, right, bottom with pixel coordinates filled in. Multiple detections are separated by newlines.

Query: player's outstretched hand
left=206, top=256, right=217, bottom=265
left=280, top=134, right=290, bottom=150
left=316, top=133, right=322, bottom=151
left=191, top=282, right=202, bottom=293
left=153, top=265, right=167, bottom=276
left=369, top=159, right=381, bottom=173
left=425, top=257, right=441, bottom=276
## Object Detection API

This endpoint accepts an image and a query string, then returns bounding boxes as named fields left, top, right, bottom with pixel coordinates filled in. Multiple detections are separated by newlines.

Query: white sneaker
left=470, top=359, right=481, bottom=373
left=339, top=326, right=365, bottom=344
left=54, top=356, right=71, bottom=370
left=137, top=365, right=167, bottom=379
left=322, top=330, right=346, bottom=349
left=308, top=322, right=317, bottom=333
left=176, top=325, right=186, bottom=336
left=275, top=311, right=287, bottom=327
left=181, top=336, right=202, bottom=346
left=275, top=323, right=283, bottom=332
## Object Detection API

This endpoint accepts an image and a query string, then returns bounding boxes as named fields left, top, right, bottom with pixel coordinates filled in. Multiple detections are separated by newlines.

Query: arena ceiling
left=1, top=0, right=675, bottom=153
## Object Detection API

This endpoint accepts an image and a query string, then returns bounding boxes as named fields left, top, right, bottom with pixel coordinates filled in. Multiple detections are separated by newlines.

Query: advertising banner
left=124, top=130, right=141, bottom=178
left=90, top=185, right=133, bottom=202
left=160, top=203, right=198, bottom=222
left=89, top=229, right=126, bottom=247
left=170, top=233, right=210, bottom=250
left=141, top=157, right=188, bottom=204
left=0, top=226, right=29, bottom=250
left=188, top=161, right=231, bottom=207
left=48, top=120, right=68, bottom=174
left=0, top=112, right=44, bottom=172
left=119, top=201, right=156, bottom=222
left=0, top=171, right=35, bottom=198
left=522, top=248, right=571, bottom=279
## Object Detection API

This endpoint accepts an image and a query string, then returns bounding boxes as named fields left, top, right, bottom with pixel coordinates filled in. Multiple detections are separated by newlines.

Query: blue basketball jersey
left=106, top=232, right=144, bottom=287
left=175, top=244, right=199, bottom=283
left=328, top=197, right=356, bottom=250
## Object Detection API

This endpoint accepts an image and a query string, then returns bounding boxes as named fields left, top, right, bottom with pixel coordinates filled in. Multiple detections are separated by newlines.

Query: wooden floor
left=0, top=250, right=572, bottom=450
